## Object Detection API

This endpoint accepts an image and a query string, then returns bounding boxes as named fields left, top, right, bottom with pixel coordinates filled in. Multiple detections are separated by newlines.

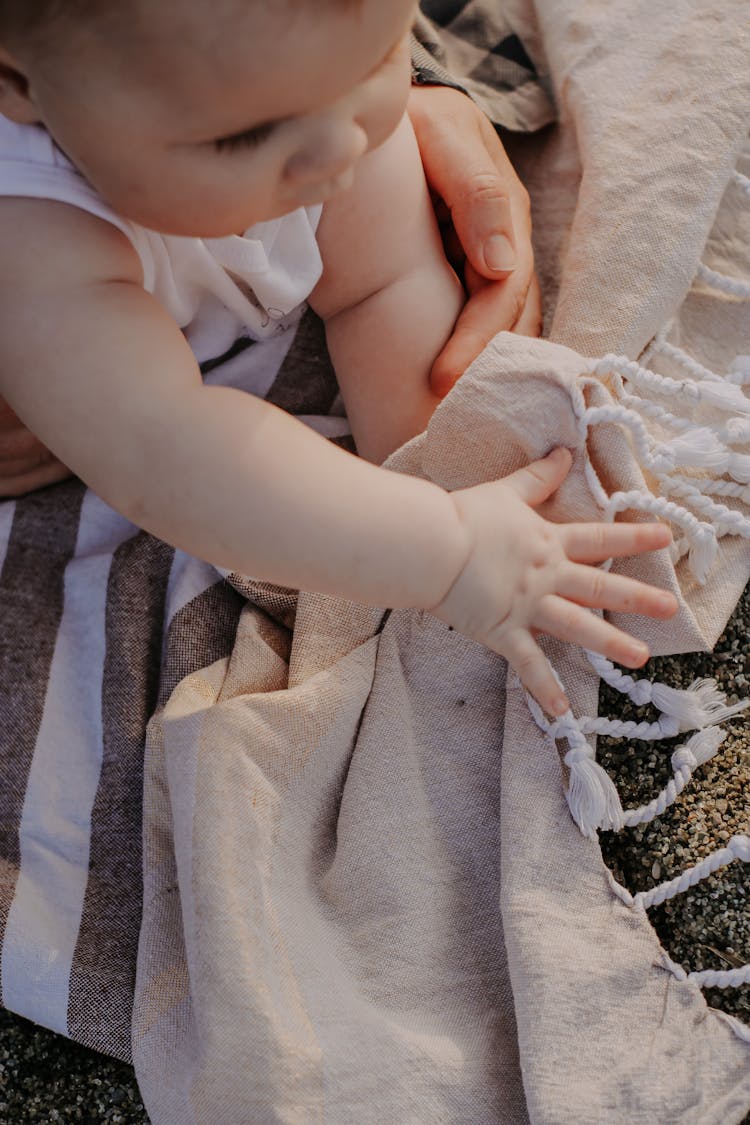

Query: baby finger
left=504, top=629, right=569, bottom=716
left=561, top=520, right=672, bottom=564
left=557, top=563, right=677, bottom=618
left=534, top=594, right=650, bottom=667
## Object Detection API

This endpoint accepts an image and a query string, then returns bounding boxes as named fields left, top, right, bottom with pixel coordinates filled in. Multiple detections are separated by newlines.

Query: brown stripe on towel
left=264, top=308, right=340, bottom=417
left=0, top=480, right=86, bottom=1005
left=159, top=576, right=245, bottom=708
left=67, top=531, right=174, bottom=1061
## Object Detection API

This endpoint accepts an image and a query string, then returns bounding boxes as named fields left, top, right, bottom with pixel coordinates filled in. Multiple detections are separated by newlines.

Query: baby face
left=14, top=0, right=416, bottom=236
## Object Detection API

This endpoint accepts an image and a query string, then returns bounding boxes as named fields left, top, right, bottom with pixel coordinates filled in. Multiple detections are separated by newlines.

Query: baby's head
left=0, top=0, right=415, bottom=235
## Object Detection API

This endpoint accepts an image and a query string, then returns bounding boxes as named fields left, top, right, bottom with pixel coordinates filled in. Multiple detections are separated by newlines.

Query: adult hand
left=408, top=84, right=542, bottom=397
left=0, top=396, right=72, bottom=497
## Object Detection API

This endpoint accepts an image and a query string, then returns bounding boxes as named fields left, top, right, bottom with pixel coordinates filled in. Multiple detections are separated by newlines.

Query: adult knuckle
left=463, top=170, right=509, bottom=208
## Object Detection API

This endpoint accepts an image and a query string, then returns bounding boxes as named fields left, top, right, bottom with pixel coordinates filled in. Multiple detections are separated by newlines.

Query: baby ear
left=0, top=47, right=41, bottom=124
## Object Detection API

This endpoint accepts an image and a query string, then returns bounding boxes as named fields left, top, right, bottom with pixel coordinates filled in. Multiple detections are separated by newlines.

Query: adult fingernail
left=484, top=233, right=516, bottom=273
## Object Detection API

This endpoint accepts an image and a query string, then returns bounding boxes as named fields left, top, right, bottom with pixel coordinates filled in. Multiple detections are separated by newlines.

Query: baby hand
left=430, top=448, right=677, bottom=715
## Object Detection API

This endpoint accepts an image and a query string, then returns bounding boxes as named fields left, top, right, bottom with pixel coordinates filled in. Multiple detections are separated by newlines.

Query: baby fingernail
left=484, top=233, right=516, bottom=273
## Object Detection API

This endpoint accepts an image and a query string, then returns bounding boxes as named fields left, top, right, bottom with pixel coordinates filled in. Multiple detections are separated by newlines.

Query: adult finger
left=534, top=595, right=650, bottom=668
left=557, top=562, right=678, bottom=618
left=511, top=274, right=543, bottom=336
left=0, top=427, right=55, bottom=464
left=408, top=86, right=527, bottom=279
left=430, top=269, right=535, bottom=396
left=0, top=458, right=73, bottom=498
left=560, top=520, right=673, bottom=563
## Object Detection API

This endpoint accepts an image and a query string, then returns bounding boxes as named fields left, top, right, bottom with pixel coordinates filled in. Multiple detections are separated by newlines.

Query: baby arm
left=310, top=114, right=464, bottom=464
left=0, top=198, right=678, bottom=715
left=0, top=197, right=469, bottom=607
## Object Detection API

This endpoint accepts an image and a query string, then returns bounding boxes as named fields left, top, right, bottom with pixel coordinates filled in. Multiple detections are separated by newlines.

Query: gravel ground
left=1, top=590, right=749, bottom=1123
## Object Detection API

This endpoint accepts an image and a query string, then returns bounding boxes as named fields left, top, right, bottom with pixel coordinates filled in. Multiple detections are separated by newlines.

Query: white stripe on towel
left=1, top=493, right=136, bottom=1032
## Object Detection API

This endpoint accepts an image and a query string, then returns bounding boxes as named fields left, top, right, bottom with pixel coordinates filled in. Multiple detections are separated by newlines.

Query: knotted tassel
left=687, top=524, right=718, bottom=583
left=586, top=656, right=750, bottom=733
left=695, top=379, right=750, bottom=414
left=651, top=677, right=750, bottom=731
left=660, top=428, right=727, bottom=470
left=671, top=726, right=726, bottom=771
left=622, top=729, right=726, bottom=828
left=524, top=685, right=624, bottom=838
left=721, top=416, right=750, bottom=443
left=564, top=745, right=624, bottom=838
left=727, top=355, right=750, bottom=384
left=658, top=433, right=750, bottom=481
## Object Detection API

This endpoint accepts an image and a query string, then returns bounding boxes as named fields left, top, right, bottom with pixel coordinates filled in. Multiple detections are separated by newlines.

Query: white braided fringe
left=526, top=164, right=750, bottom=1023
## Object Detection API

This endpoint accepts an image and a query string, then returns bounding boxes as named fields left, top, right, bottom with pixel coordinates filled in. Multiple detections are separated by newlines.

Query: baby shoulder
left=0, top=196, right=143, bottom=294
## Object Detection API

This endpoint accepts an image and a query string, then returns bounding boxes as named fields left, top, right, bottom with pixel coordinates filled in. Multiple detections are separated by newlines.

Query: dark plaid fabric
left=411, top=0, right=556, bottom=132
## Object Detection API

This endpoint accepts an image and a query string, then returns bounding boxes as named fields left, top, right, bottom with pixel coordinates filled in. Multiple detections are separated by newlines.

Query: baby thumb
left=506, top=448, right=572, bottom=506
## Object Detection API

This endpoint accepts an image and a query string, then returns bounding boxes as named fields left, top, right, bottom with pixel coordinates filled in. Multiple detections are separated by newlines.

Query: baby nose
left=283, top=119, right=369, bottom=187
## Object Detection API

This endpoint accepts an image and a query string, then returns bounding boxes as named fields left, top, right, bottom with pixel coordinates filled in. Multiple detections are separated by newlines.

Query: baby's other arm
left=310, top=114, right=465, bottom=465
left=0, top=196, right=468, bottom=606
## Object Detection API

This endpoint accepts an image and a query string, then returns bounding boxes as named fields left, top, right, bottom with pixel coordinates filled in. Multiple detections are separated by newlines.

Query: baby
left=0, top=0, right=677, bottom=715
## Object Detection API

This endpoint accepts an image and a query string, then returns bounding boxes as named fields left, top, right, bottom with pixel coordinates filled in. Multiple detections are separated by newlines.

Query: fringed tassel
left=660, top=428, right=727, bottom=470
left=564, top=745, right=624, bottom=837
left=621, top=729, right=726, bottom=827
left=660, top=432, right=750, bottom=481
left=672, top=725, right=725, bottom=767
left=524, top=685, right=624, bottom=837
left=651, top=677, right=750, bottom=731
left=727, top=355, right=750, bottom=384
left=586, top=654, right=750, bottom=733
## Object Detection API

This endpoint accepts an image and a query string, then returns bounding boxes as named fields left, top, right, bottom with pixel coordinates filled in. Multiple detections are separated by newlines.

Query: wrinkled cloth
left=1, top=1, right=749, bottom=1123
left=132, top=2, right=750, bottom=1122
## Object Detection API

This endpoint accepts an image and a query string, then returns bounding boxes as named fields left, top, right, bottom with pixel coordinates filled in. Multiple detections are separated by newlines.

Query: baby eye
left=213, top=121, right=277, bottom=153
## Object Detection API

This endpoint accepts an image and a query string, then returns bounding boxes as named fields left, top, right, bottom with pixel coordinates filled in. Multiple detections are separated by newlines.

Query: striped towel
left=0, top=310, right=348, bottom=1062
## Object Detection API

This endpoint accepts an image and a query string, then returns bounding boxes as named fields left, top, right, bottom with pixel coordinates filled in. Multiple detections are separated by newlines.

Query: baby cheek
left=360, top=63, right=412, bottom=149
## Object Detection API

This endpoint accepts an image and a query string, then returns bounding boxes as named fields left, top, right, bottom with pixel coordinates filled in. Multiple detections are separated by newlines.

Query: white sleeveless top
left=0, top=116, right=323, bottom=362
